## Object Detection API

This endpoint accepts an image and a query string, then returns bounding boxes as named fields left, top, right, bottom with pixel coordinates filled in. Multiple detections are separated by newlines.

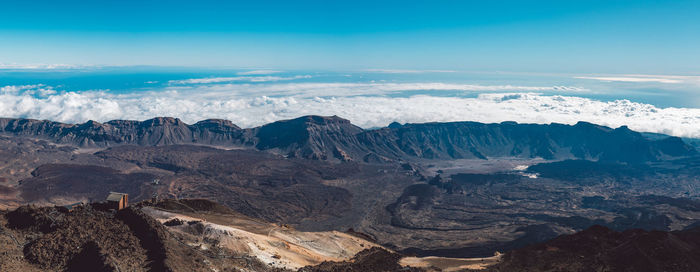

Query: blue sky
left=1, top=0, right=699, bottom=72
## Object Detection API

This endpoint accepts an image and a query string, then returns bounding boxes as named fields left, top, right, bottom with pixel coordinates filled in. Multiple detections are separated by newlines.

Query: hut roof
left=106, top=192, right=127, bottom=202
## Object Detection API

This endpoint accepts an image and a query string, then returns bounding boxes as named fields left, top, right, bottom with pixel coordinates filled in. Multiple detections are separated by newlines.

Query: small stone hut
left=106, top=192, right=129, bottom=210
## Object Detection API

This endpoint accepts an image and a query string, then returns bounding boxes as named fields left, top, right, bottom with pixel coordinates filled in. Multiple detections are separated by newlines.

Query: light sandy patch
left=400, top=253, right=501, bottom=271
left=143, top=207, right=380, bottom=270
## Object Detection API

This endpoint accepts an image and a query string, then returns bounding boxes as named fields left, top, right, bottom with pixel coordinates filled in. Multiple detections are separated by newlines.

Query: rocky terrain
left=0, top=199, right=444, bottom=271
left=384, top=157, right=700, bottom=257
left=0, top=115, right=699, bottom=270
left=0, top=202, right=281, bottom=271
left=488, top=225, right=700, bottom=272
left=5, top=198, right=700, bottom=272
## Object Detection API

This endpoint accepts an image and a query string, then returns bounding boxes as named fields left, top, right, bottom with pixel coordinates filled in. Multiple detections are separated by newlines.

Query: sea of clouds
left=1, top=81, right=699, bottom=138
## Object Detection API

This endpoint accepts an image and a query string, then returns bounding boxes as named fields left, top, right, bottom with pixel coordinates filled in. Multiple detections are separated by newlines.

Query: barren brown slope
left=489, top=225, right=700, bottom=272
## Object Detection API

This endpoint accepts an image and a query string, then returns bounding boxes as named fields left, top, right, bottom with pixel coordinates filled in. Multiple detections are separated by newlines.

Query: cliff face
left=252, top=115, right=364, bottom=160
left=355, top=121, right=692, bottom=163
left=0, top=116, right=695, bottom=163
left=0, top=117, right=246, bottom=147
left=250, top=117, right=696, bottom=163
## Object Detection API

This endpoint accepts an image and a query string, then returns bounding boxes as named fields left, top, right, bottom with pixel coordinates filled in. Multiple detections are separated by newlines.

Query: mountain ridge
left=0, top=115, right=695, bottom=163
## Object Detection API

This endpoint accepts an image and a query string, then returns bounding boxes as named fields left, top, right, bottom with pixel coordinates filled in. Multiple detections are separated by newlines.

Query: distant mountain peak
left=77, top=120, right=103, bottom=129
left=573, top=121, right=611, bottom=131
left=285, top=115, right=354, bottom=125
left=388, top=121, right=403, bottom=129
left=193, top=119, right=241, bottom=129
left=142, top=117, right=185, bottom=126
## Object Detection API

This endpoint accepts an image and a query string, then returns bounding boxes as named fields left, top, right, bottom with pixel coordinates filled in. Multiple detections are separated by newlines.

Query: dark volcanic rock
left=19, top=164, right=155, bottom=204
left=2, top=204, right=274, bottom=272
left=489, top=225, right=700, bottom=272
left=298, top=247, right=423, bottom=272
left=65, top=241, right=117, bottom=272
left=89, top=145, right=357, bottom=224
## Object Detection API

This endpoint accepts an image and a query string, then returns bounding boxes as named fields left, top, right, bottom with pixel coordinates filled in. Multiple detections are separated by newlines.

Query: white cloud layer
left=1, top=84, right=699, bottom=138
left=576, top=74, right=700, bottom=85
left=364, top=69, right=457, bottom=74
left=161, top=82, right=588, bottom=98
